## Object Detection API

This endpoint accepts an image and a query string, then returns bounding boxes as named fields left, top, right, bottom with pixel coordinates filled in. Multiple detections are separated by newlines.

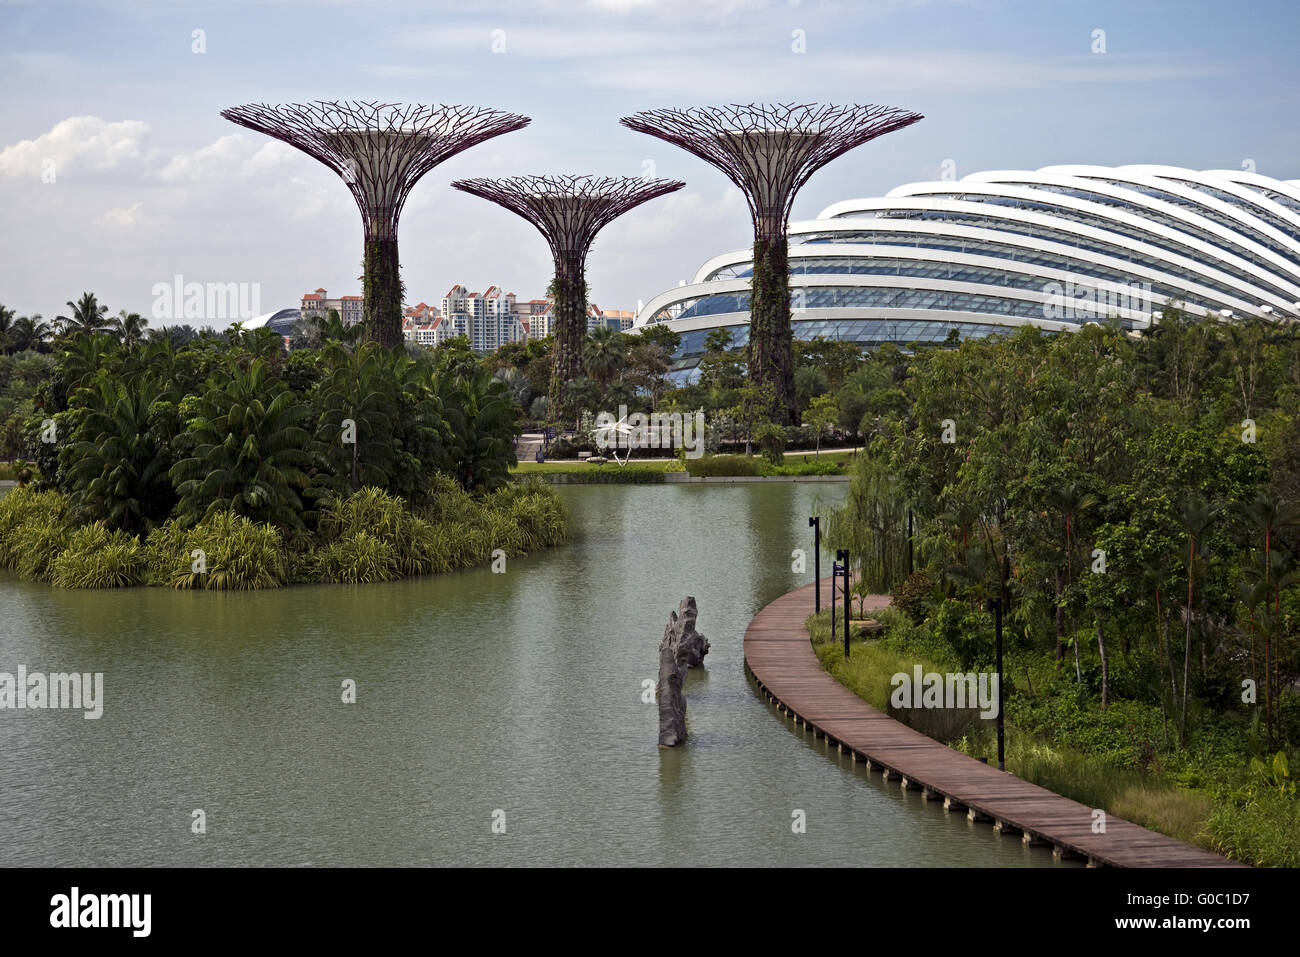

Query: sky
left=1, top=0, right=1298, bottom=327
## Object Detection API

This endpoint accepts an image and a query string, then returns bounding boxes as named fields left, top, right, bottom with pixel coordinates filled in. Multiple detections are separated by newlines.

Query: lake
left=0, top=483, right=1069, bottom=866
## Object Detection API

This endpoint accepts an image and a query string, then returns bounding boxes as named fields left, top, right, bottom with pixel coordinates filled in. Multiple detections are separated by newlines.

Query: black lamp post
left=808, top=516, right=821, bottom=613
left=830, top=559, right=840, bottom=637
left=986, top=596, right=1005, bottom=771
left=907, top=508, right=914, bottom=576
left=837, top=548, right=850, bottom=658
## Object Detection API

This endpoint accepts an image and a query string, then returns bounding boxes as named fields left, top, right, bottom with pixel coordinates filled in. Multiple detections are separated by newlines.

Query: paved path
left=743, top=578, right=1242, bottom=868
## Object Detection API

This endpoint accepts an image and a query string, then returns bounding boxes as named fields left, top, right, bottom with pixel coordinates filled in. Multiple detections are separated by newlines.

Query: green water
left=0, top=484, right=1069, bottom=866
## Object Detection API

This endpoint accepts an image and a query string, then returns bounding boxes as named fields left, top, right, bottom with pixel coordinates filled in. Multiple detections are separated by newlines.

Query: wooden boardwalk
left=743, top=579, right=1242, bottom=868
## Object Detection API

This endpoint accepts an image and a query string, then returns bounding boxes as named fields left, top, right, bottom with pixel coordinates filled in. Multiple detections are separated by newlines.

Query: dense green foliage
left=810, top=311, right=1300, bottom=865
left=9, top=317, right=522, bottom=533
left=0, top=298, right=569, bottom=587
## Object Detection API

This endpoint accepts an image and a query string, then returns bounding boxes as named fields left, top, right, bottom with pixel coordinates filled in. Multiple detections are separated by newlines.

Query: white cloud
left=156, top=134, right=296, bottom=184
left=97, top=202, right=145, bottom=229
left=0, top=116, right=155, bottom=179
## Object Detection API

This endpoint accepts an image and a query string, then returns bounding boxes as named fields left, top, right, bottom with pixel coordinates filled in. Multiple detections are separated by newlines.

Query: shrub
left=755, top=421, right=786, bottom=465
left=684, top=454, right=761, bottom=477
left=1207, top=785, right=1300, bottom=867
left=890, top=572, right=934, bottom=624
left=142, top=518, right=188, bottom=585
left=759, top=458, right=844, bottom=476
left=538, top=466, right=664, bottom=484
left=0, top=487, right=73, bottom=580
left=932, top=599, right=993, bottom=670
left=482, top=510, right=524, bottom=558
left=0, top=486, right=68, bottom=570
left=422, top=473, right=480, bottom=525
left=12, top=514, right=72, bottom=581
left=166, top=511, right=288, bottom=590
left=309, top=530, right=397, bottom=584
left=547, top=436, right=585, bottom=459
left=50, top=524, right=147, bottom=588
left=489, top=483, right=567, bottom=552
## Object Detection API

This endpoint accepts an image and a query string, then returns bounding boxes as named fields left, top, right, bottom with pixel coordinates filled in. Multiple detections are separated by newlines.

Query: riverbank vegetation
left=0, top=295, right=569, bottom=587
left=811, top=311, right=1300, bottom=867
left=0, top=480, right=566, bottom=589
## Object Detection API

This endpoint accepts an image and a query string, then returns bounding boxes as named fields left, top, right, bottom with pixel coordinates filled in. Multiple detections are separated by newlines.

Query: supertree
left=452, top=174, right=684, bottom=420
left=220, top=100, right=530, bottom=349
left=621, top=103, right=923, bottom=425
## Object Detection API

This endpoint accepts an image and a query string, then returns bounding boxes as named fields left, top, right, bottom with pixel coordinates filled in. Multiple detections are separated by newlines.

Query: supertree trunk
left=750, top=233, right=795, bottom=425
left=363, top=235, right=403, bottom=349
left=549, top=263, right=587, bottom=422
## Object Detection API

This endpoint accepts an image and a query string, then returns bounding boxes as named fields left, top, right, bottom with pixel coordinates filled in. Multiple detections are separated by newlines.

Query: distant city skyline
left=2, top=0, right=1297, bottom=326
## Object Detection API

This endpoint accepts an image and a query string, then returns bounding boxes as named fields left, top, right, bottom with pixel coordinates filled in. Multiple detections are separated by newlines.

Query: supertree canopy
left=221, top=100, right=531, bottom=348
left=621, top=103, right=922, bottom=425
left=452, top=174, right=684, bottom=421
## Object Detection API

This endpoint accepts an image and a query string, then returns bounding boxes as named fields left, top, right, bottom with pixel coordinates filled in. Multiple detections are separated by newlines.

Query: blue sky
left=1, top=0, right=1297, bottom=325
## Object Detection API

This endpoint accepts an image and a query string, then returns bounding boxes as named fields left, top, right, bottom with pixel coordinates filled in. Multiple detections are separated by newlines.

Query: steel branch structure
left=221, top=100, right=530, bottom=348
left=453, top=174, right=684, bottom=419
left=621, top=103, right=922, bottom=424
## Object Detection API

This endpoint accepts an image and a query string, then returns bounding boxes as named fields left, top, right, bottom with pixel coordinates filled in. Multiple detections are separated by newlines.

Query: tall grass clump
left=50, top=523, right=147, bottom=588
left=422, top=473, right=480, bottom=525
left=488, top=480, right=569, bottom=552
left=317, top=487, right=435, bottom=576
left=0, top=487, right=71, bottom=576
left=2, top=474, right=569, bottom=590
left=166, top=511, right=288, bottom=590
left=309, top=530, right=397, bottom=584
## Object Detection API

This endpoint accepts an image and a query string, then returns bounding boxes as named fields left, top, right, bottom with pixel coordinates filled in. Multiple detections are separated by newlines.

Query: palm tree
left=433, top=360, right=519, bottom=491
left=58, top=331, right=120, bottom=398
left=291, top=310, right=361, bottom=351
left=58, top=293, right=110, bottom=336
left=112, top=310, right=149, bottom=346
left=493, top=367, right=532, bottom=410
left=314, top=341, right=399, bottom=494
left=63, top=373, right=175, bottom=531
left=169, top=358, right=315, bottom=530
left=0, top=304, right=13, bottom=354
left=147, top=324, right=198, bottom=347
left=582, top=325, right=626, bottom=394
left=10, top=315, right=51, bottom=353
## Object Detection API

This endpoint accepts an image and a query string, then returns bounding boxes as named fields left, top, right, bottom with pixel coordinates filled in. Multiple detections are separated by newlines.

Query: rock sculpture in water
left=657, top=597, right=709, bottom=747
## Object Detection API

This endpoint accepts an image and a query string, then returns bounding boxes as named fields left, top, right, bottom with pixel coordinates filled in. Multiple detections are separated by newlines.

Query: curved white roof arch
left=635, top=165, right=1300, bottom=338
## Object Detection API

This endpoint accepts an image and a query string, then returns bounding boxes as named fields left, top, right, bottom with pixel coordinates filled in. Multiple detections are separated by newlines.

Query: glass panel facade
left=669, top=317, right=1020, bottom=366
left=703, top=254, right=1227, bottom=313
left=651, top=285, right=1141, bottom=327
